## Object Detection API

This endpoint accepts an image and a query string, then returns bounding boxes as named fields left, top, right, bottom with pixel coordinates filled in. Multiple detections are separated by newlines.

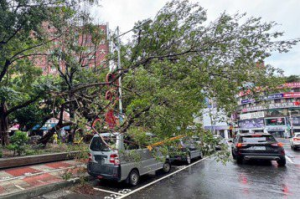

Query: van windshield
left=90, top=136, right=116, bottom=151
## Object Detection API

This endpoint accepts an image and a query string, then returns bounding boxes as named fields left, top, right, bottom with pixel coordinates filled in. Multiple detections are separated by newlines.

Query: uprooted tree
left=41, top=0, right=298, bottom=147
left=1, top=0, right=299, bottom=149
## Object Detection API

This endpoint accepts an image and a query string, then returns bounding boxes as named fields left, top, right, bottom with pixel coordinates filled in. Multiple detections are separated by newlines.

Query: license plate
left=253, top=146, right=266, bottom=150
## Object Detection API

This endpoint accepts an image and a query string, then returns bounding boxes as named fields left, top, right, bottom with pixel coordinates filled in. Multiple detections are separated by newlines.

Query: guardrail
left=0, top=151, right=81, bottom=169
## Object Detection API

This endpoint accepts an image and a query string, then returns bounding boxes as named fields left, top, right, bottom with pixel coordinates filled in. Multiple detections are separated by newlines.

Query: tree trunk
left=0, top=102, right=9, bottom=146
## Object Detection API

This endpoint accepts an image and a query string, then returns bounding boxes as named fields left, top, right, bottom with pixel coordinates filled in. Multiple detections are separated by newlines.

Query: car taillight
left=293, top=138, right=300, bottom=141
left=236, top=143, right=247, bottom=148
left=271, top=143, right=283, bottom=147
left=109, top=154, right=120, bottom=165
left=88, top=153, right=92, bottom=162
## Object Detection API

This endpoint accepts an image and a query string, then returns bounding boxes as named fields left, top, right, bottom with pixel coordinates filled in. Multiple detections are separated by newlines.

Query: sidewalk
left=0, top=160, right=85, bottom=198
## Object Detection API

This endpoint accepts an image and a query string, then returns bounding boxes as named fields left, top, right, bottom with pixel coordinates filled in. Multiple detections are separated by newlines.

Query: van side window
left=124, top=136, right=139, bottom=150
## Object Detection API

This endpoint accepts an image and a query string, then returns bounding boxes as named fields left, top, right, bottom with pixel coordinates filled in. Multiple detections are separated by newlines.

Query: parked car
left=290, top=133, right=300, bottom=150
left=87, top=133, right=171, bottom=186
left=169, top=136, right=203, bottom=164
left=213, top=135, right=228, bottom=150
left=231, top=133, right=286, bottom=166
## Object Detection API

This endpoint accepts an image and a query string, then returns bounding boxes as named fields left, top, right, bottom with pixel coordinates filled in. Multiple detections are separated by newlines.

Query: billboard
left=290, top=117, right=300, bottom=126
left=240, top=111, right=265, bottom=120
left=238, top=118, right=264, bottom=129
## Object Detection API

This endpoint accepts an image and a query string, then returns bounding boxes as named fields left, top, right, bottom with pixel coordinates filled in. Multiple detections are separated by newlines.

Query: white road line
left=15, top=185, right=25, bottom=190
left=93, top=188, right=123, bottom=195
left=117, top=157, right=209, bottom=199
left=285, top=155, right=294, bottom=164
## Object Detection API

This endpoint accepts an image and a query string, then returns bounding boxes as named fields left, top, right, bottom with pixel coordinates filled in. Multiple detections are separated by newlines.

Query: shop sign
left=283, top=92, right=300, bottom=98
left=242, top=106, right=265, bottom=112
left=241, top=93, right=283, bottom=105
left=269, top=102, right=296, bottom=109
left=266, top=126, right=286, bottom=131
left=290, top=117, right=300, bottom=126
left=284, top=82, right=300, bottom=88
left=242, top=102, right=298, bottom=112
left=238, top=118, right=264, bottom=129
left=266, top=93, right=283, bottom=100
left=240, top=111, right=265, bottom=120
left=241, top=99, right=256, bottom=104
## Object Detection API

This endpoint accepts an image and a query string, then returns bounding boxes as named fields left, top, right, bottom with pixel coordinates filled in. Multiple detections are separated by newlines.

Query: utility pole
left=110, top=20, right=152, bottom=125
left=116, top=26, right=123, bottom=124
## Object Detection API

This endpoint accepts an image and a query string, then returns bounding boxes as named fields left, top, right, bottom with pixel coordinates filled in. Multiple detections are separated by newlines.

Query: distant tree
left=286, top=75, right=300, bottom=83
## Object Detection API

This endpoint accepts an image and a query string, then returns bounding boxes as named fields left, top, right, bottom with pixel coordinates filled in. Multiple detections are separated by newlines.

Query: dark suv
left=232, top=133, right=286, bottom=166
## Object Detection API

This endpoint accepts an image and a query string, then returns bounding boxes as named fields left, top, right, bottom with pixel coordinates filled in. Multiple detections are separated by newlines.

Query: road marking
left=117, top=157, right=209, bottom=199
left=285, top=155, right=294, bottom=164
left=93, top=188, right=123, bottom=195
left=15, top=185, right=25, bottom=190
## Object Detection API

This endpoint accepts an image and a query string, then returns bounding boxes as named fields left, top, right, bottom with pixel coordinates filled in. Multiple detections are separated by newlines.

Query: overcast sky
left=91, top=0, right=300, bottom=76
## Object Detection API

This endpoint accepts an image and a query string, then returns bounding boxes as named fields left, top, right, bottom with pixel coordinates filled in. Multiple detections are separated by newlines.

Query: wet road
left=126, top=139, right=300, bottom=199
left=37, top=139, right=300, bottom=199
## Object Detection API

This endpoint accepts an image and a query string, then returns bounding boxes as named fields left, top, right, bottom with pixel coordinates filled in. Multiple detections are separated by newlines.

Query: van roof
left=93, top=132, right=155, bottom=137
left=93, top=132, right=120, bottom=137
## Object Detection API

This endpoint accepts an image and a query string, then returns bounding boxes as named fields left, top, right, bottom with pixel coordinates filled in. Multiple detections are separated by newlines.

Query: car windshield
left=241, top=135, right=276, bottom=143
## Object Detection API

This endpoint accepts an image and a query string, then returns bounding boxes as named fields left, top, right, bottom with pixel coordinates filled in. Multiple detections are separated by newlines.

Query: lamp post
left=111, top=20, right=152, bottom=124
left=288, top=110, right=294, bottom=137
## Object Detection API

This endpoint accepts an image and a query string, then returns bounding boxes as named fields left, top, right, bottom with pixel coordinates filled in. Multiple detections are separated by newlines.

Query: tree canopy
left=118, top=0, right=298, bottom=140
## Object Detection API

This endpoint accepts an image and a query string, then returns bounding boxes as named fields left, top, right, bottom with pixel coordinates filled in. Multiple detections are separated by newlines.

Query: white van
left=87, top=133, right=171, bottom=186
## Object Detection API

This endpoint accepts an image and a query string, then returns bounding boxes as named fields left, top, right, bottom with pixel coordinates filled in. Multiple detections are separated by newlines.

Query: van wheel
left=186, top=153, right=191, bottom=164
left=162, top=162, right=171, bottom=173
left=128, top=170, right=140, bottom=186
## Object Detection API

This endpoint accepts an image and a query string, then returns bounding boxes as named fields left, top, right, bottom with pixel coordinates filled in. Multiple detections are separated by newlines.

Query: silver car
left=290, top=133, right=300, bottom=150
left=87, top=133, right=171, bottom=186
left=169, top=136, right=203, bottom=164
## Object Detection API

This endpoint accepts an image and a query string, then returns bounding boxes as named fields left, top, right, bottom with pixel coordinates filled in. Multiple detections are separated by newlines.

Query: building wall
left=202, top=107, right=231, bottom=139
left=32, top=23, right=109, bottom=75
left=235, top=82, right=300, bottom=138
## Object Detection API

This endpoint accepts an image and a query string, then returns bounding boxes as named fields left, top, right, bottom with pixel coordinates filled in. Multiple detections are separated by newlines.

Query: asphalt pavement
left=36, top=140, right=300, bottom=199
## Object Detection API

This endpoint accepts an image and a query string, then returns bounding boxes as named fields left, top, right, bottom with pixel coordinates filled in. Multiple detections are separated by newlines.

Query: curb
left=0, top=151, right=81, bottom=169
left=0, top=178, right=80, bottom=199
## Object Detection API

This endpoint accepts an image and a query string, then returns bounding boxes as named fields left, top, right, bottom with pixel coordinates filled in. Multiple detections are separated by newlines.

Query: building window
left=265, top=118, right=285, bottom=126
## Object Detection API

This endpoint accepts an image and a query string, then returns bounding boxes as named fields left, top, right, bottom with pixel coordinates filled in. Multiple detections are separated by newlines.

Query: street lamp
left=288, top=110, right=294, bottom=137
left=110, top=20, right=152, bottom=124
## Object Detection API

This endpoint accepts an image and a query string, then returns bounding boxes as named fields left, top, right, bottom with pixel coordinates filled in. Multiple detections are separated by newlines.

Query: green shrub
left=6, top=131, right=29, bottom=156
